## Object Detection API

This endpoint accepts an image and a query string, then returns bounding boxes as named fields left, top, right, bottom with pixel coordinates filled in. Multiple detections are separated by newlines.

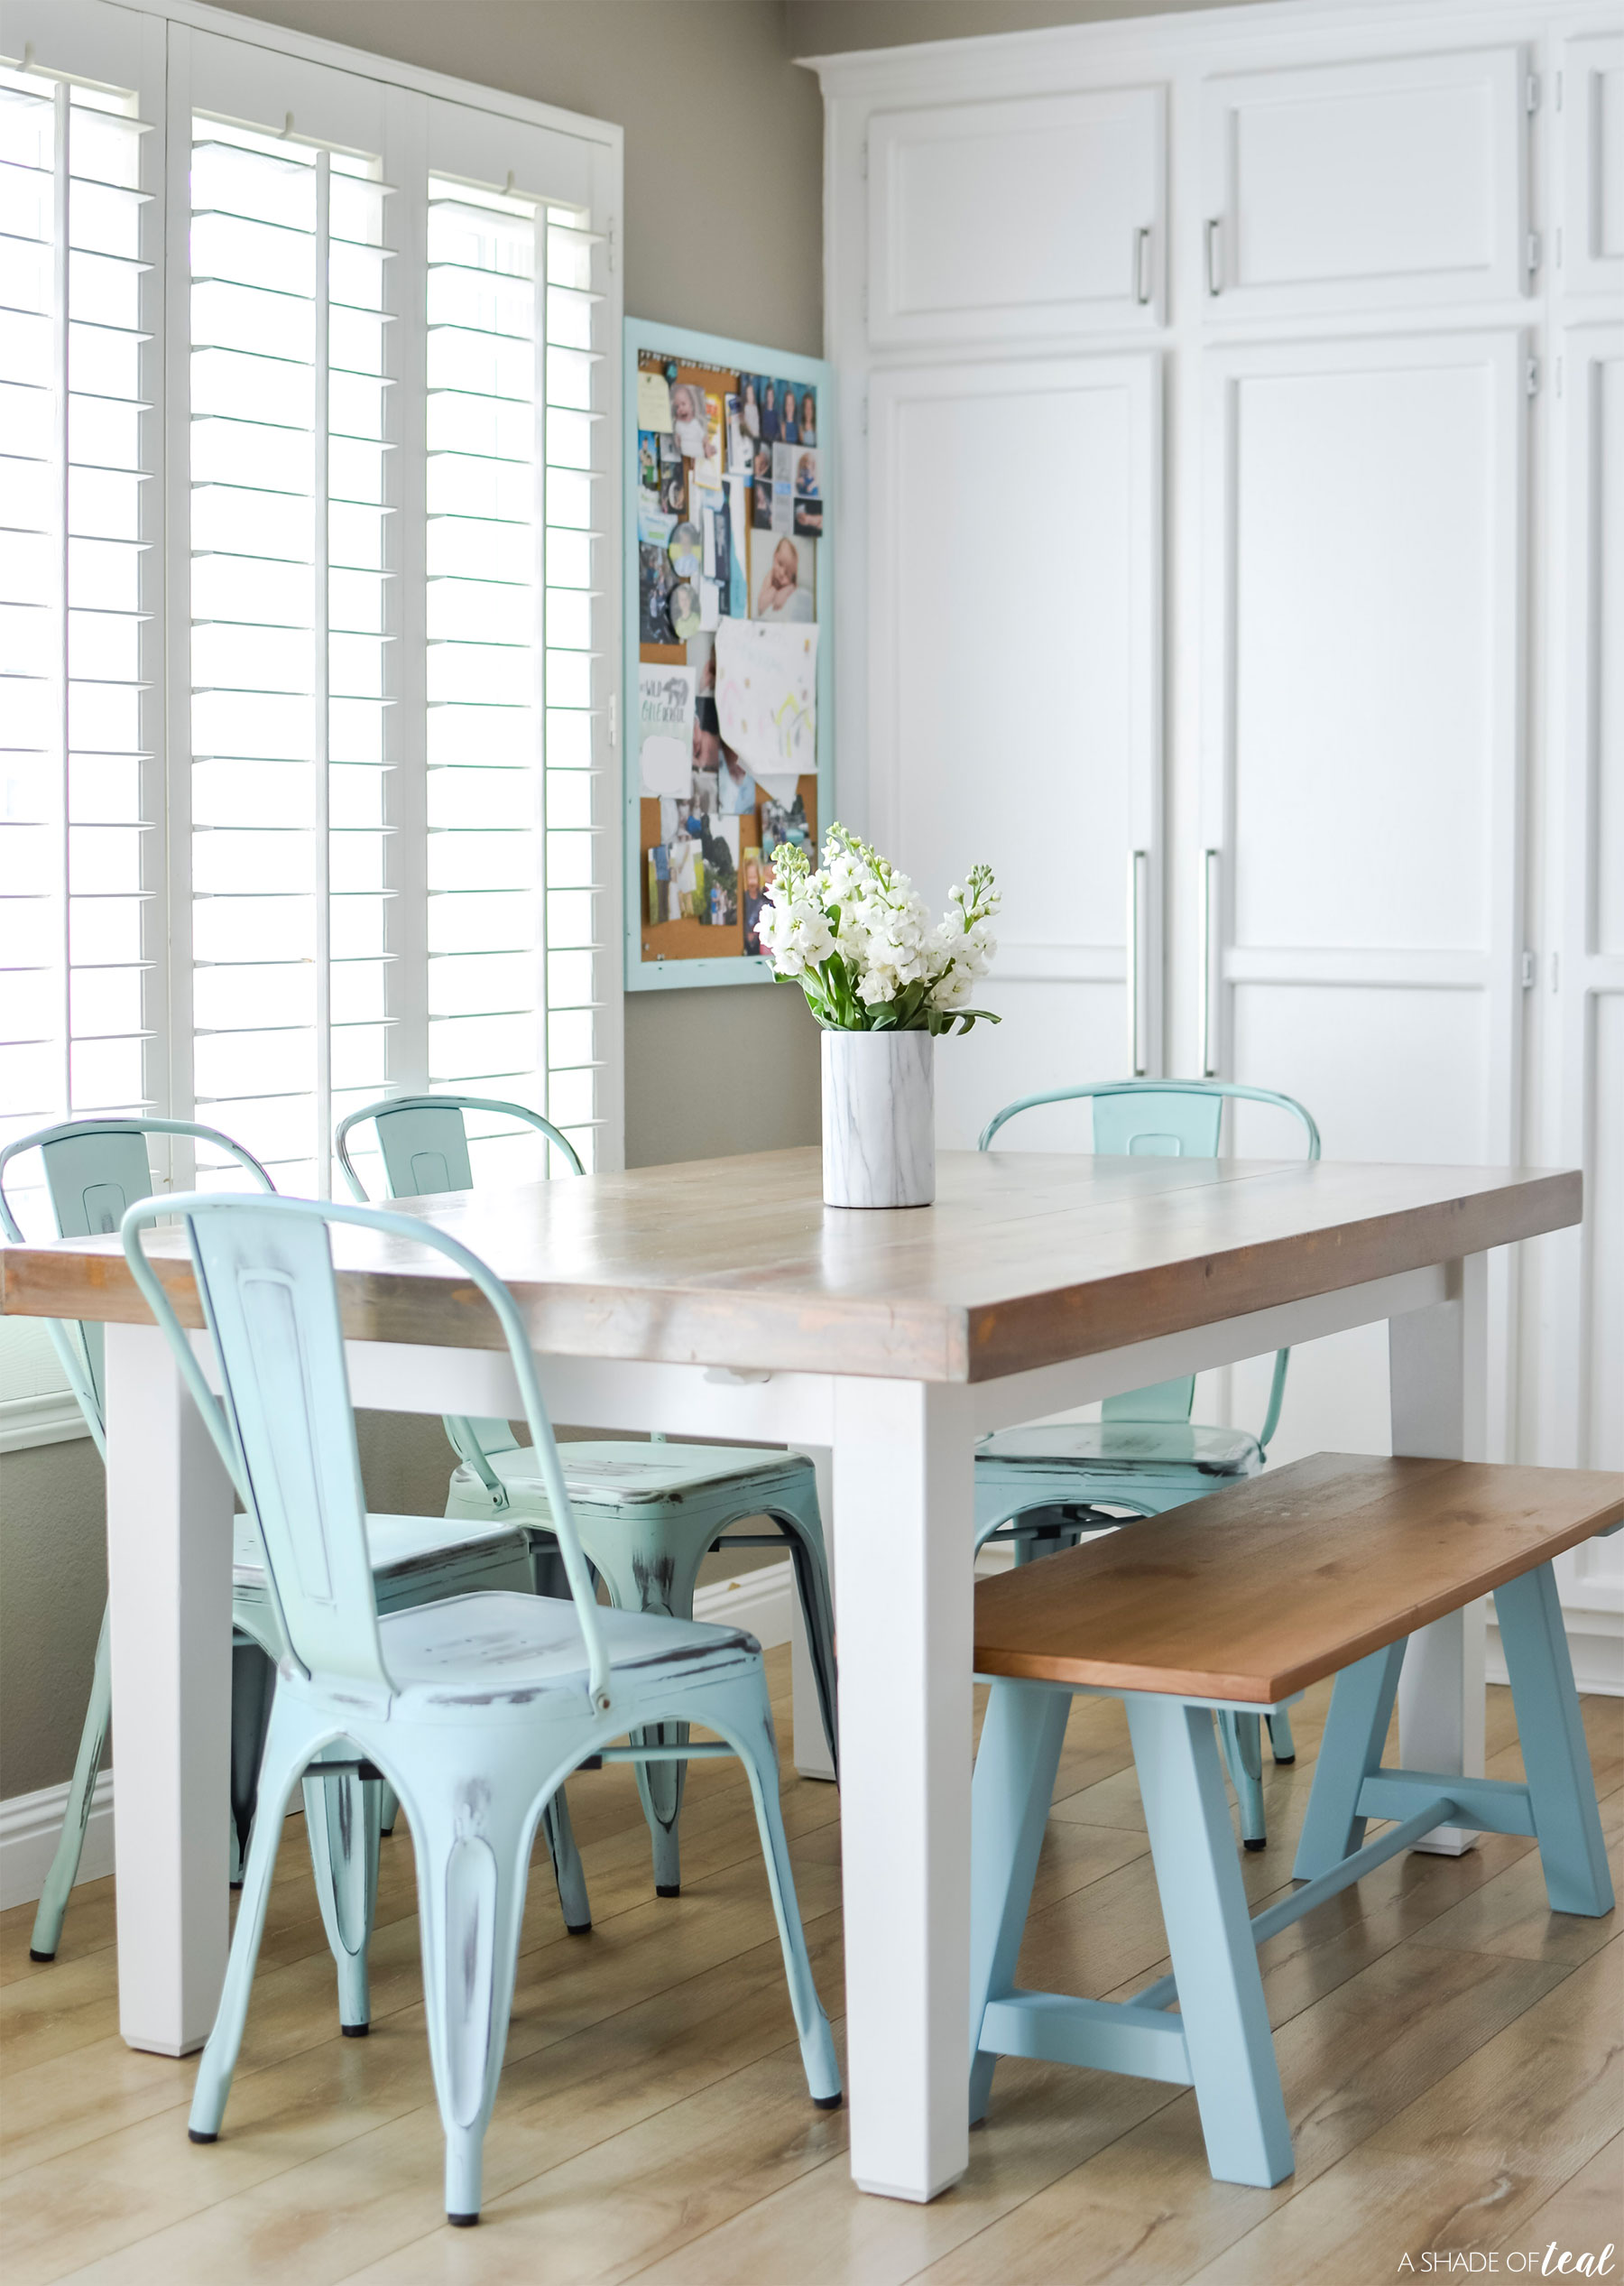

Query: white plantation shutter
left=185, top=120, right=394, bottom=1194
left=0, top=2, right=621, bottom=1264
left=0, top=56, right=161, bottom=1210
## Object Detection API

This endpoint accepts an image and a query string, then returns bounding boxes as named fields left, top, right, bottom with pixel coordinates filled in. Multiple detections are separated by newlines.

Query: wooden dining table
left=0, top=1143, right=1580, bottom=2205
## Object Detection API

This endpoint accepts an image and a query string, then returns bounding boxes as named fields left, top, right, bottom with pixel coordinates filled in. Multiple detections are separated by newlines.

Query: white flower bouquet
left=760, top=824, right=1001, bottom=1036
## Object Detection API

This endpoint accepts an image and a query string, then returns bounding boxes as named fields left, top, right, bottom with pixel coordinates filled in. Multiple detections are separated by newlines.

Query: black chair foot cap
left=448, top=2212, right=479, bottom=2228
left=188, top=2129, right=217, bottom=2144
left=28, top=1948, right=55, bottom=1963
left=656, top=1883, right=680, bottom=1898
left=340, top=2022, right=370, bottom=2038
left=228, top=1880, right=244, bottom=1893
left=566, top=1920, right=592, bottom=1937
left=1243, top=1837, right=1267, bottom=1852
left=813, top=2093, right=844, bottom=2110
left=1273, top=1754, right=1296, bottom=1766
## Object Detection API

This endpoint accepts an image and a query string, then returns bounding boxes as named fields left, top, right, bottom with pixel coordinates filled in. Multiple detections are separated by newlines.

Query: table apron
left=325, top=1261, right=1447, bottom=1443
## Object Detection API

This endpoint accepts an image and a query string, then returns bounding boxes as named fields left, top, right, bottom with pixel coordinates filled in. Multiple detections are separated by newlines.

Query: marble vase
left=821, top=1028, right=936, bottom=1208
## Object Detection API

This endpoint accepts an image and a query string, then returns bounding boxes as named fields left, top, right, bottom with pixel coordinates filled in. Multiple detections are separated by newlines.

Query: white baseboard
left=0, top=1565, right=799, bottom=1916
left=0, top=1770, right=114, bottom=1913
left=694, top=1557, right=795, bottom=1646
left=1488, top=1612, right=1623, bottom=1698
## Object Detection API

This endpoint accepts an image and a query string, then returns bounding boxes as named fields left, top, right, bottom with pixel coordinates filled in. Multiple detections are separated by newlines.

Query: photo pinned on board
left=639, top=541, right=676, bottom=643
left=778, top=380, right=810, bottom=447
left=741, top=845, right=768, bottom=955
left=725, top=393, right=752, bottom=473
left=749, top=527, right=816, bottom=624
left=692, top=631, right=755, bottom=816
left=638, top=430, right=662, bottom=495
left=658, top=431, right=687, bottom=515
left=654, top=795, right=739, bottom=926
left=761, top=789, right=813, bottom=875
left=669, top=578, right=702, bottom=641
left=792, top=446, right=822, bottom=538
left=667, top=521, right=703, bottom=581
left=669, top=379, right=724, bottom=486
left=750, top=440, right=774, bottom=531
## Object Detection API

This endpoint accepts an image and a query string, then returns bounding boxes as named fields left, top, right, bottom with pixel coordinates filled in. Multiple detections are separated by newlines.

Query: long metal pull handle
left=1198, top=847, right=1220, bottom=1078
left=1134, top=226, right=1152, bottom=306
left=1126, top=848, right=1148, bottom=1077
left=1204, top=217, right=1222, bottom=297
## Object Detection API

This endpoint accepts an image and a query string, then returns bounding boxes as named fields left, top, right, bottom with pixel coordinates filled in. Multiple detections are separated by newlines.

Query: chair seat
left=977, top=1420, right=1263, bottom=1482
left=233, top=1511, right=525, bottom=1590
left=371, top=1589, right=759, bottom=1712
left=473, top=1439, right=808, bottom=1508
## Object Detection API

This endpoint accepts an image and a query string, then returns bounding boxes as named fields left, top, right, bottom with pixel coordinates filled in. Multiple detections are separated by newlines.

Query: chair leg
left=1495, top=1563, right=1614, bottom=1918
left=29, top=1604, right=111, bottom=1961
left=1217, top=1711, right=1268, bottom=1850
left=303, top=1754, right=382, bottom=2033
left=712, top=1671, right=841, bottom=2107
left=770, top=1495, right=839, bottom=1773
left=189, top=1698, right=311, bottom=2143
left=229, top=1636, right=275, bottom=1889
left=540, top=1785, right=591, bottom=1934
left=1266, top=1708, right=1296, bottom=1764
left=379, top=1782, right=399, bottom=1838
left=411, top=1782, right=534, bottom=2226
left=1293, top=1641, right=1405, bottom=1882
left=1125, top=1695, right=1294, bottom=2189
left=968, top=1679, right=1073, bottom=2124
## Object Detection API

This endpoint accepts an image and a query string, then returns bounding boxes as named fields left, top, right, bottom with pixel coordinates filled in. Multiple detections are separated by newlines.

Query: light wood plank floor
left=2, top=1652, right=1619, bottom=2284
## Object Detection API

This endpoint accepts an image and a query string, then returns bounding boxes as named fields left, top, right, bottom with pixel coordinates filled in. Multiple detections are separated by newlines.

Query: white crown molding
left=801, top=0, right=1608, bottom=100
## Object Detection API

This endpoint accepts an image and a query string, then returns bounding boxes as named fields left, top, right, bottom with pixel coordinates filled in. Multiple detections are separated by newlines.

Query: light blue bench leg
left=1126, top=1695, right=1295, bottom=2189
left=1293, top=1641, right=1405, bottom=1882
left=1495, top=1562, right=1614, bottom=1918
left=968, top=1680, right=1073, bottom=2124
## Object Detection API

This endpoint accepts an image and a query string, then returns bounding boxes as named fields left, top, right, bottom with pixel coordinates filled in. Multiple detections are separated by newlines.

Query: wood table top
left=972, top=1454, right=1624, bottom=1703
left=0, top=1147, right=1580, bottom=1385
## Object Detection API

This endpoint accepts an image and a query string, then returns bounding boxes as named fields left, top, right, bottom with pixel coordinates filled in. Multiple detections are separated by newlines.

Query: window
left=0, top=0, right=622, bottom=1246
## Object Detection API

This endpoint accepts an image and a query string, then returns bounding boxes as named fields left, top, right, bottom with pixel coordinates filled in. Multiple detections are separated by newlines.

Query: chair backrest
left=332, top=1095, right=583, bottom=1490
left=0, top=1117, right=273, bottom=1456
left=122, top=1192, right=614, bottom=1714
left=977, top=1081, right=1321, bottom=1448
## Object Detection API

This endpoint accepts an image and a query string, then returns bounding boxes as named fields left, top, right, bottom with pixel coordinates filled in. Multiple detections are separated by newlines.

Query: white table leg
left=790, top=1442, right=836, bottom=1781
left=1389, top=1253, right=1489, bottom=1855
left=831, top=1376, right=975, bottom=2202
left=105, top=1321, right=235, bottom=2054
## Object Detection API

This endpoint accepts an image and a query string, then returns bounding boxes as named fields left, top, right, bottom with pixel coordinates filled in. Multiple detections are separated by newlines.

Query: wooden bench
left=969, top=1452, right=1624, bottom=2191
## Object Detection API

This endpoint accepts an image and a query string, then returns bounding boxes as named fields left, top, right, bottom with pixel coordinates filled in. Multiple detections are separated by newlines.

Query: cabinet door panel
left=1202, top=49, right=1524, bottom=314
left=870, top=356, right=1160, bottom=1148
left=868, top=88, right=1164, bottom=347
left=1564, top=34, right=1624, bottom=298
left=1203, top=331, right=1524, bottom=1458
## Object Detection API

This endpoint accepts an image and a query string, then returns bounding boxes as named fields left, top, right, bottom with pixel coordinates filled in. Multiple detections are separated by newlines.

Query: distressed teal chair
left=0, top=1117, right=584, bottom=1975
left=122, top=1189, right=840, bottom=2226
left=334, top=1093, right=838, bottom=1900
left=975, top=1080, right=1322, bottom=1849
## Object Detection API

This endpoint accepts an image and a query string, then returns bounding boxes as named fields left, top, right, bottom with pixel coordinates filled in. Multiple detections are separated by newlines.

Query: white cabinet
left=1562, top=34, right=1624, bottom=297
left=1201, top=48, right=1527, bottom=314
left=1201, top=330, right=1527, bottom=1459
left=868, top=354, right=1160, bottom=1149
left=866, top=87, right=1165, bottom=346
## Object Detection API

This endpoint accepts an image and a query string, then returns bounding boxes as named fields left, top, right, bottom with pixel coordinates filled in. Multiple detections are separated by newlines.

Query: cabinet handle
left=1198, top=847, right=1220, bottom=1078
left=1204, top=217, right=1223, bottom=297
left=1127, top=847, right=1148, bottom=1076
left=1134, top=226, right=1152, bottom=305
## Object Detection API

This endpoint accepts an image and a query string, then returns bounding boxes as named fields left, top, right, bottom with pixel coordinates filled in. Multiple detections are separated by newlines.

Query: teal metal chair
left=334, top=1093, right=838, bottom=1900
left=0, top=1117, right=583, bottom=1976
left=122, top=1189, right=840, bottom=2225
left=974, top=1080, right=1322, bottom=1848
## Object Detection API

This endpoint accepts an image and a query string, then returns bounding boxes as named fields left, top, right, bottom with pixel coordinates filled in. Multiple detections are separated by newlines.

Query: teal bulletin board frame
left=623, top=318, right=833, bottom=992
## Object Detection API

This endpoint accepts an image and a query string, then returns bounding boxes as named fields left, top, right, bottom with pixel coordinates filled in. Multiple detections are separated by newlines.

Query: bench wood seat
left=973, top=1453, right=1624, bottom=1705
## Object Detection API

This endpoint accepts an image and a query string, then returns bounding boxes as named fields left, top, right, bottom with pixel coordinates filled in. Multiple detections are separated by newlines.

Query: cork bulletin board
left=623, top=318, right=833, bottom=992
